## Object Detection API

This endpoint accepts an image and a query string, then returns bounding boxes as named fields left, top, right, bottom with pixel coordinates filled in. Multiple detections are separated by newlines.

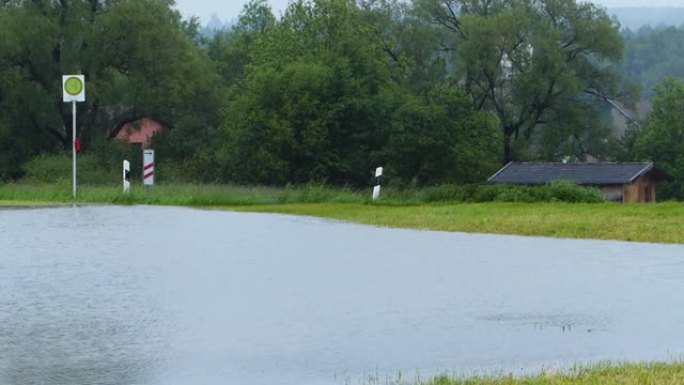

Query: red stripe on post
left=143, top=171, right=154, bottom=180
left=143, top=163, right=155, bottom=171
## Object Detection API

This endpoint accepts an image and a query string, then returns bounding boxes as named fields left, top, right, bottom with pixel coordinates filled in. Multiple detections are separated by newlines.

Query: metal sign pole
left=72, top=100, right=77, bottom=199
left=63, top=74, right=85, bottom=199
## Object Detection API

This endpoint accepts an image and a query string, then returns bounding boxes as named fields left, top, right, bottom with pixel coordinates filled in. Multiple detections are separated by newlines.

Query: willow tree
left=416, top=0, right=625, bottom=163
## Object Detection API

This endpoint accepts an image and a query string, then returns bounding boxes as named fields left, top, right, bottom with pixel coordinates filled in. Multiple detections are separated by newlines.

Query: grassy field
left=0, top=183, right=683, bottom=244
left=420, top=363, right=684, bottom=385
left=227, top=202, right=684, bottom=244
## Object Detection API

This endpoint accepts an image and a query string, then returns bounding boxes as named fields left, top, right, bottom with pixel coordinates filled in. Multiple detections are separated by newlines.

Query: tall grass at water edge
left=346, top=362, right=684, bottom=385
left=0, top=183, right=367, bottom=206
left=422, top=362, right=684, bottom=385
left=0, top=180, right=606, bottom=206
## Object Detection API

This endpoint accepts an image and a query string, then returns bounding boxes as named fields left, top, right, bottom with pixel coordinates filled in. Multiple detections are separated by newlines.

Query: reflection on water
left=1, top=206, right=683, bottom=385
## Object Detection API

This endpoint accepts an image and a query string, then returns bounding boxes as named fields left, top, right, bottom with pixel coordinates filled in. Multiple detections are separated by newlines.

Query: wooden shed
left=487, top=162, right=671, bottom=203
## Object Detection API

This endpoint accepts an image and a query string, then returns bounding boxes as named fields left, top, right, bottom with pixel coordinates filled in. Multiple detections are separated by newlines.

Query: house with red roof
left=109, top=118, right=166, bottom=148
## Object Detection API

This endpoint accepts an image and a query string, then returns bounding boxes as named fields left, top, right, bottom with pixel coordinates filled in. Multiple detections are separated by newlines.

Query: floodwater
left=1, top=206, right=683, bottom=385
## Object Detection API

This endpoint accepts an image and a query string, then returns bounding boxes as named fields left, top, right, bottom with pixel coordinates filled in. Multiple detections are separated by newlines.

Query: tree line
left=0, top=0, right=681, bottom=198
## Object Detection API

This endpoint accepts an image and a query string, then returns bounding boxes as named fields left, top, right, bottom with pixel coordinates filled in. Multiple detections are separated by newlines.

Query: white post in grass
left=72, top=100, right=77, bottom=198
left=123, top=160, right=131, bottom=194
left=372, top=167, right=383, bottom=201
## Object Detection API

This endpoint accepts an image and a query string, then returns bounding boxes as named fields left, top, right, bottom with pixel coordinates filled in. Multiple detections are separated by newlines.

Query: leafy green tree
left=217, top=0, right=504, bottom=186
left=207, top=0, right=276, bottom=86
left=356, top=0, right=454, bottom=95
left=0, top=2, right=66, bottom=178
left=634, top=78, right=684, bottom=200
left=220, top=0, right=393, bottom=186
left=384, top=87, right=501, bottom=185
left=415, top=0, right=625, bottom=164
left=0, top=0, right=221, bottom=181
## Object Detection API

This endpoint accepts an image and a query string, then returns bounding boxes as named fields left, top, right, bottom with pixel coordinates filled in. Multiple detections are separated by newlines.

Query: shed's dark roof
left=488, top=162, right=670, bottom=185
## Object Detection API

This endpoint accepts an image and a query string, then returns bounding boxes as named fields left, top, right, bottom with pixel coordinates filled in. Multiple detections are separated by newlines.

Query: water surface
left=1, top=206, right=683, bottom=385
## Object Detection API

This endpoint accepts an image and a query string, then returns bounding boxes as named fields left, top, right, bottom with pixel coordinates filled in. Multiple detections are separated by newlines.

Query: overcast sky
left=174, top=0, right=684, bottom=24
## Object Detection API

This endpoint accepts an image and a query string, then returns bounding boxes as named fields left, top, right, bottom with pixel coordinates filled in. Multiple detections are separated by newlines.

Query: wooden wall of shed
left=598, top=186, right=623, bottom=202
left=622, top=175, right=657, bottom=203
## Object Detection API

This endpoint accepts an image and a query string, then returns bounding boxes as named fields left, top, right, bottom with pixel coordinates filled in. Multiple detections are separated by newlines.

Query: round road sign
left=64, top=76, right=84, bottom=96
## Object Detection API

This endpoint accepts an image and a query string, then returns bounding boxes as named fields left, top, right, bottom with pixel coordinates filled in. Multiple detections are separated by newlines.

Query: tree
left=383, top=87, right=501, bottom=185
left=621, top=26, right=684, bottom=99
left=207, top=0, right=276, bottom=86
left=634, top=78, right=684, bottom=200
left=220, top=0, right=394, bottom=186
left=355, top=0, right=454, bottom=95
left=216, top=0, right=504, bottom=186
left=0, top=0, right=221, bottom=181
left=416, top=0, right=625, bottom=163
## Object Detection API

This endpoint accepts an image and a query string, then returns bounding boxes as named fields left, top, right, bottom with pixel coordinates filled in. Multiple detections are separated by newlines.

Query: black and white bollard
left=372, top=167, right=383, bottom=201
left=123, top=160, right=130, bottom=194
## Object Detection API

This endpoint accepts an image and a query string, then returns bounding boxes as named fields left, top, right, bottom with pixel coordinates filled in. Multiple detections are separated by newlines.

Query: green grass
left=229, top=202, right=684, bottom=244
left=0, top=182, right=366, bottom=206
left=1, top=183, right=683, bottom=244
left=418, top=362, right=684, bottom=385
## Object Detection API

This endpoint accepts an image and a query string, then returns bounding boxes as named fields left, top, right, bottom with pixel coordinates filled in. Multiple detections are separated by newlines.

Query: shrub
left=379, top=182, right=604, bottom=204
left=417, top=185, right=469, bottom=203
left=23, top=154, right=118, bottom=185
left=543, top=180, right=604, bottom=203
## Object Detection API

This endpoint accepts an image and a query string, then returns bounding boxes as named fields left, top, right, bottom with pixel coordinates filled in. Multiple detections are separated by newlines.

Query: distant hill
left=608, top=7, right=684, bottom=30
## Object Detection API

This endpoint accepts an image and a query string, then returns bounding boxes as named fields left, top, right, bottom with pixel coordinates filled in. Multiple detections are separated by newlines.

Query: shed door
left=644, top=185, right=653, bottom=202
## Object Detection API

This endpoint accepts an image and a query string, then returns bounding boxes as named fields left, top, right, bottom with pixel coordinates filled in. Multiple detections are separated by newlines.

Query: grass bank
left=1, top=183, right=682, bottom=244
left=420, top=362, right=684, bottom=385
left=230, top=202, right=684, bottom=244
left=0, top=183, right=366, bottom=206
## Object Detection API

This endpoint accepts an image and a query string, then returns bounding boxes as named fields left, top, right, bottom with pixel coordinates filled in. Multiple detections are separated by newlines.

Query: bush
left=476, top=182, right=603, bottom=203
left=278, top=184, right=364, bottom=204
left=377, top=181, right=604, bottom=204
left=417, top=185, right=469, bottom=203
left=542, top=180, right=605, bottom=202
left=23, top=153, right=120, bottom=185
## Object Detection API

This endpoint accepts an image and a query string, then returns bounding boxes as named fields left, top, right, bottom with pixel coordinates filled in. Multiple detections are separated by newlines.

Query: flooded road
left=1, top=205, right=683, bottom=385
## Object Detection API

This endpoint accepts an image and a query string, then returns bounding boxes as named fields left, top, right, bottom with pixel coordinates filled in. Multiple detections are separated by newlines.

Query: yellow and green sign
left=64, top=77, right=83, bottom=96
left=62, top=74, right=85, bottom=102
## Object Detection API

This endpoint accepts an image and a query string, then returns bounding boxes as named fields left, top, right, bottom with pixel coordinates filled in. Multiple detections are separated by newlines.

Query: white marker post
left=372, top=167, right=383, bottom=201
left=143, top=149, right=155, bottom=186
left=123, top=160, right=131, bottom=194
left=62, top=75, right=86, bottom=199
